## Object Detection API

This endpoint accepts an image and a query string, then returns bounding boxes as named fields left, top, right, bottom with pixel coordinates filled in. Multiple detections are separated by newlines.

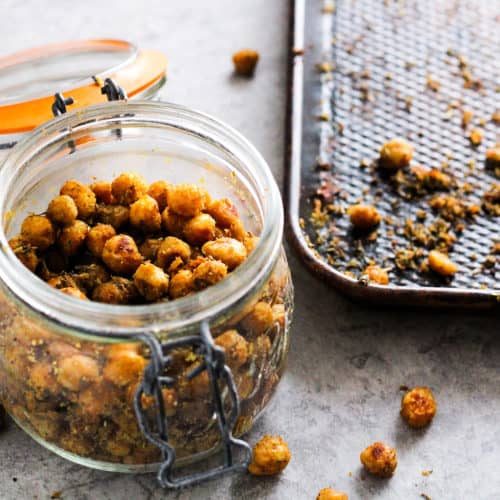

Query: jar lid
left=0, top=39, right=167, bottom=134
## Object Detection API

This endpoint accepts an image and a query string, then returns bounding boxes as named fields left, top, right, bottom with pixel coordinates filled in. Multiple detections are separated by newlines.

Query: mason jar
left=0, top=101, right=293, bottom=478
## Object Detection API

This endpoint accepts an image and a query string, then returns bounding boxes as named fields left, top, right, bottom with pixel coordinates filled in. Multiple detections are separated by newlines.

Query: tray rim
left=284, top=0, right=500, bottom=309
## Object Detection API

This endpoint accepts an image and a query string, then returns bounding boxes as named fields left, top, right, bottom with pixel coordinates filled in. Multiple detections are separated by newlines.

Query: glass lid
left=0, top=39, right=167, bottom=135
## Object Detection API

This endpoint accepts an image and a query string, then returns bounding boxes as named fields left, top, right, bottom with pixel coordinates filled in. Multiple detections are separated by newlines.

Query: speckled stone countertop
left=0, top=1, right=499, bottom=499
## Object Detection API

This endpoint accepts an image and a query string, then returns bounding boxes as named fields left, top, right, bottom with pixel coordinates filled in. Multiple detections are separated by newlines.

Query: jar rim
left=0, top=101, right=283, bottom=337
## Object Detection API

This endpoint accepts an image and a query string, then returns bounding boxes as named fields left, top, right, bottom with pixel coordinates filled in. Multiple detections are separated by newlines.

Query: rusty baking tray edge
left=284, top=0, right=499, bottom=310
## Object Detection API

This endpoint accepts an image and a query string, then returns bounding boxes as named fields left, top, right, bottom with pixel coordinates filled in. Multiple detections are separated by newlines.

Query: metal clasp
left=51, top=92, right=75, bottom=152
left=133, top=321, right=252, bottom=489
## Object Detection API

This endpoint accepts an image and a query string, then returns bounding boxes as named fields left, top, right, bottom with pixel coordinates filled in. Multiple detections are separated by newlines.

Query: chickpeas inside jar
left=0, top=103, right=292, bottom=474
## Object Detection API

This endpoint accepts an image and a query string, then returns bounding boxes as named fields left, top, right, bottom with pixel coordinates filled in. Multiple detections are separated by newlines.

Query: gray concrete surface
left=1, top=1, right=499, bottom=499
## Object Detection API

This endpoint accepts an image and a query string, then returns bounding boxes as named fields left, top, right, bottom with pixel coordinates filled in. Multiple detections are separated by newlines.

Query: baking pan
left=286, top=0, right=499, bottom=309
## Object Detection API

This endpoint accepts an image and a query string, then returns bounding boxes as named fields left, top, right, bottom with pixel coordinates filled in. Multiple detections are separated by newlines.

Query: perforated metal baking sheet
left=286, top=0, right=500, bottom=308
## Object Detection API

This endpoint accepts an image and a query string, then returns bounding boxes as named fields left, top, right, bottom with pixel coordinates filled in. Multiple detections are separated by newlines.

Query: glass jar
left=0, top=101, right=293, bottom=476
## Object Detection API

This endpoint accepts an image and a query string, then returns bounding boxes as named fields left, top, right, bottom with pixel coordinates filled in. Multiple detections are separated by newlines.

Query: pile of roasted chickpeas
left=9, top=172, right=258, bottom=304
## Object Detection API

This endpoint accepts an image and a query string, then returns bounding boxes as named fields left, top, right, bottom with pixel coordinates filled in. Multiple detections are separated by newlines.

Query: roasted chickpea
left=401, top=386, right=437, bottom=428
left=206, top=198, right=240, bottom=228
left=92, top=277, right=139, bottom=304
left=157, top=236, right=191, bottom=269
left=60, top=287, right=88, bottom=300
left=248, top=435, right=291, bottom=476
left=316, top=488, right=348, bottom=500
left=233, top=49, right=259, bottom=76
left=379, top=138, right=414, bottom=170
left=60, top=180, right=96, bottom=220
left=9, top=236, right=38, bottom=272
left=423, top=169, right=453, bottom=191
left=95, top=203, right=129, bottom=229
left=228, top=218, right=247, bottom=241
left=167, top=183, right=209, bottom=217
left=103, top=350, right=147, bottom=386
left=72, top=263, right=110, bottom=292
left=161, top=207, right=188, bottom=237
left=469, top=128, right=483, bottom=146
left=47, top=274, right=78, bottom=289
left=111, top=172, right=147, bottom=205
left=214, top=329, right=249, bottom=369
left=46, top=195, right=78, bottom=226
left=202, top=237, right=247, bottom=270
left=348, top=204, right=381, bottom=231
left=133, top=262, right=170, bottom=302
left=56, top=354, right=100, bottom=391
left=241, top=301, right=274, bottom=335
left=360, top=442, right=397, bottom=477
left=364, top=265, right=389, bottom=285
left=102, top=234, right=143, bottom=275
left=486, top=146, right=500, bottom=164
left=58, top=220, right=89, bottom=257
left=90, top=181, right=114, bottom=204
left=28, top=362, right=60, bottom=398
left=86, top=223, right=116, bottom=257
left=183, top=213, right=216, bottom=246
left=129, top=195, right=162, bottom=233
left=139, top=238, right=162, bottom=261
left=428, top=250, right=457, bottom=276
left=169, top=269, right=195, bottom=298
left=243, top=234, right=259, bottom=254
left=192, top=259, right=228, bottom=289
left=147, top=180, right=170, bottom=212
left=21, top=215, right=55, bottom=250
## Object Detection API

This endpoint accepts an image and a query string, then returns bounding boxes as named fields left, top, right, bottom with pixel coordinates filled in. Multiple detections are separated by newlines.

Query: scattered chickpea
left=133, top=262, right=170, bottom=302
left=183, top=213, right=217, bottom=246
left=147, top=180, right=170, bottom=212
left=102, top=234, right=144, bottom=275
left=46, top=195, right=78, bottom=226
left=90, top=181, right=114, bottom=204
left=486, top=146, right=500, bottom=163
left=167, top=184, right=209, bottom=217
left=317, top=488, right=349, bottom=500
left=360, top=442, right=397, bottom=477
left=58, top=220, right=89, bottom=257
left=348, top=204, right=381, bottom=231
left=401, top=387, right=437, bottom=428
left=248, top=435, right=291, bottom=476
left=87, top=223, right=116, bottom=257
left=461, top=109, right=473, bottom=129
left=157, top=236, right=192, bottom=269
left=21, top=215, right=55, bottom=250
left=59, top=287, right=88, bottom=300
left=169, top=269, right=195, bottom=299
left=364, top=265, right=389, bottom=285
left=60, top=180, right=96, bottom=220
left=192, top=259, right=228, bottom=289
left=111, top=172, right=147, bottom=205
left=428, top=250, right=457, bottom=276
left=129, top=195, right=161, bottom=233
left=232, top=49, right=259, bottom=76
left=469, top=128, right=483, bottom=146
left=202, top=237, right=248, bottom=270
left=379, top=138, right=414, bottom=170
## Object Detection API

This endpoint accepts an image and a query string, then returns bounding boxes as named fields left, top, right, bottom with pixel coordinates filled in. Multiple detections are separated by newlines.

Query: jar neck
left=0, top=101, right=283, bottom=338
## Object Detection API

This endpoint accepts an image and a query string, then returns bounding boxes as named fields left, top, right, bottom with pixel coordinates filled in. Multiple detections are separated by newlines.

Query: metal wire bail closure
left=133, top=321, right=252, bottom=488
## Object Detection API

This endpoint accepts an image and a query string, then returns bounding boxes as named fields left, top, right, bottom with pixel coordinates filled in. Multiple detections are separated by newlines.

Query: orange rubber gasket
left=0, top=40, right=167, bottom=134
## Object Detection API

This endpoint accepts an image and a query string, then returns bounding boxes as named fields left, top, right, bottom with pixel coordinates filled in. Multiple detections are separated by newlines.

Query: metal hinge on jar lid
left=133, top=320, right=252, bottom=488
